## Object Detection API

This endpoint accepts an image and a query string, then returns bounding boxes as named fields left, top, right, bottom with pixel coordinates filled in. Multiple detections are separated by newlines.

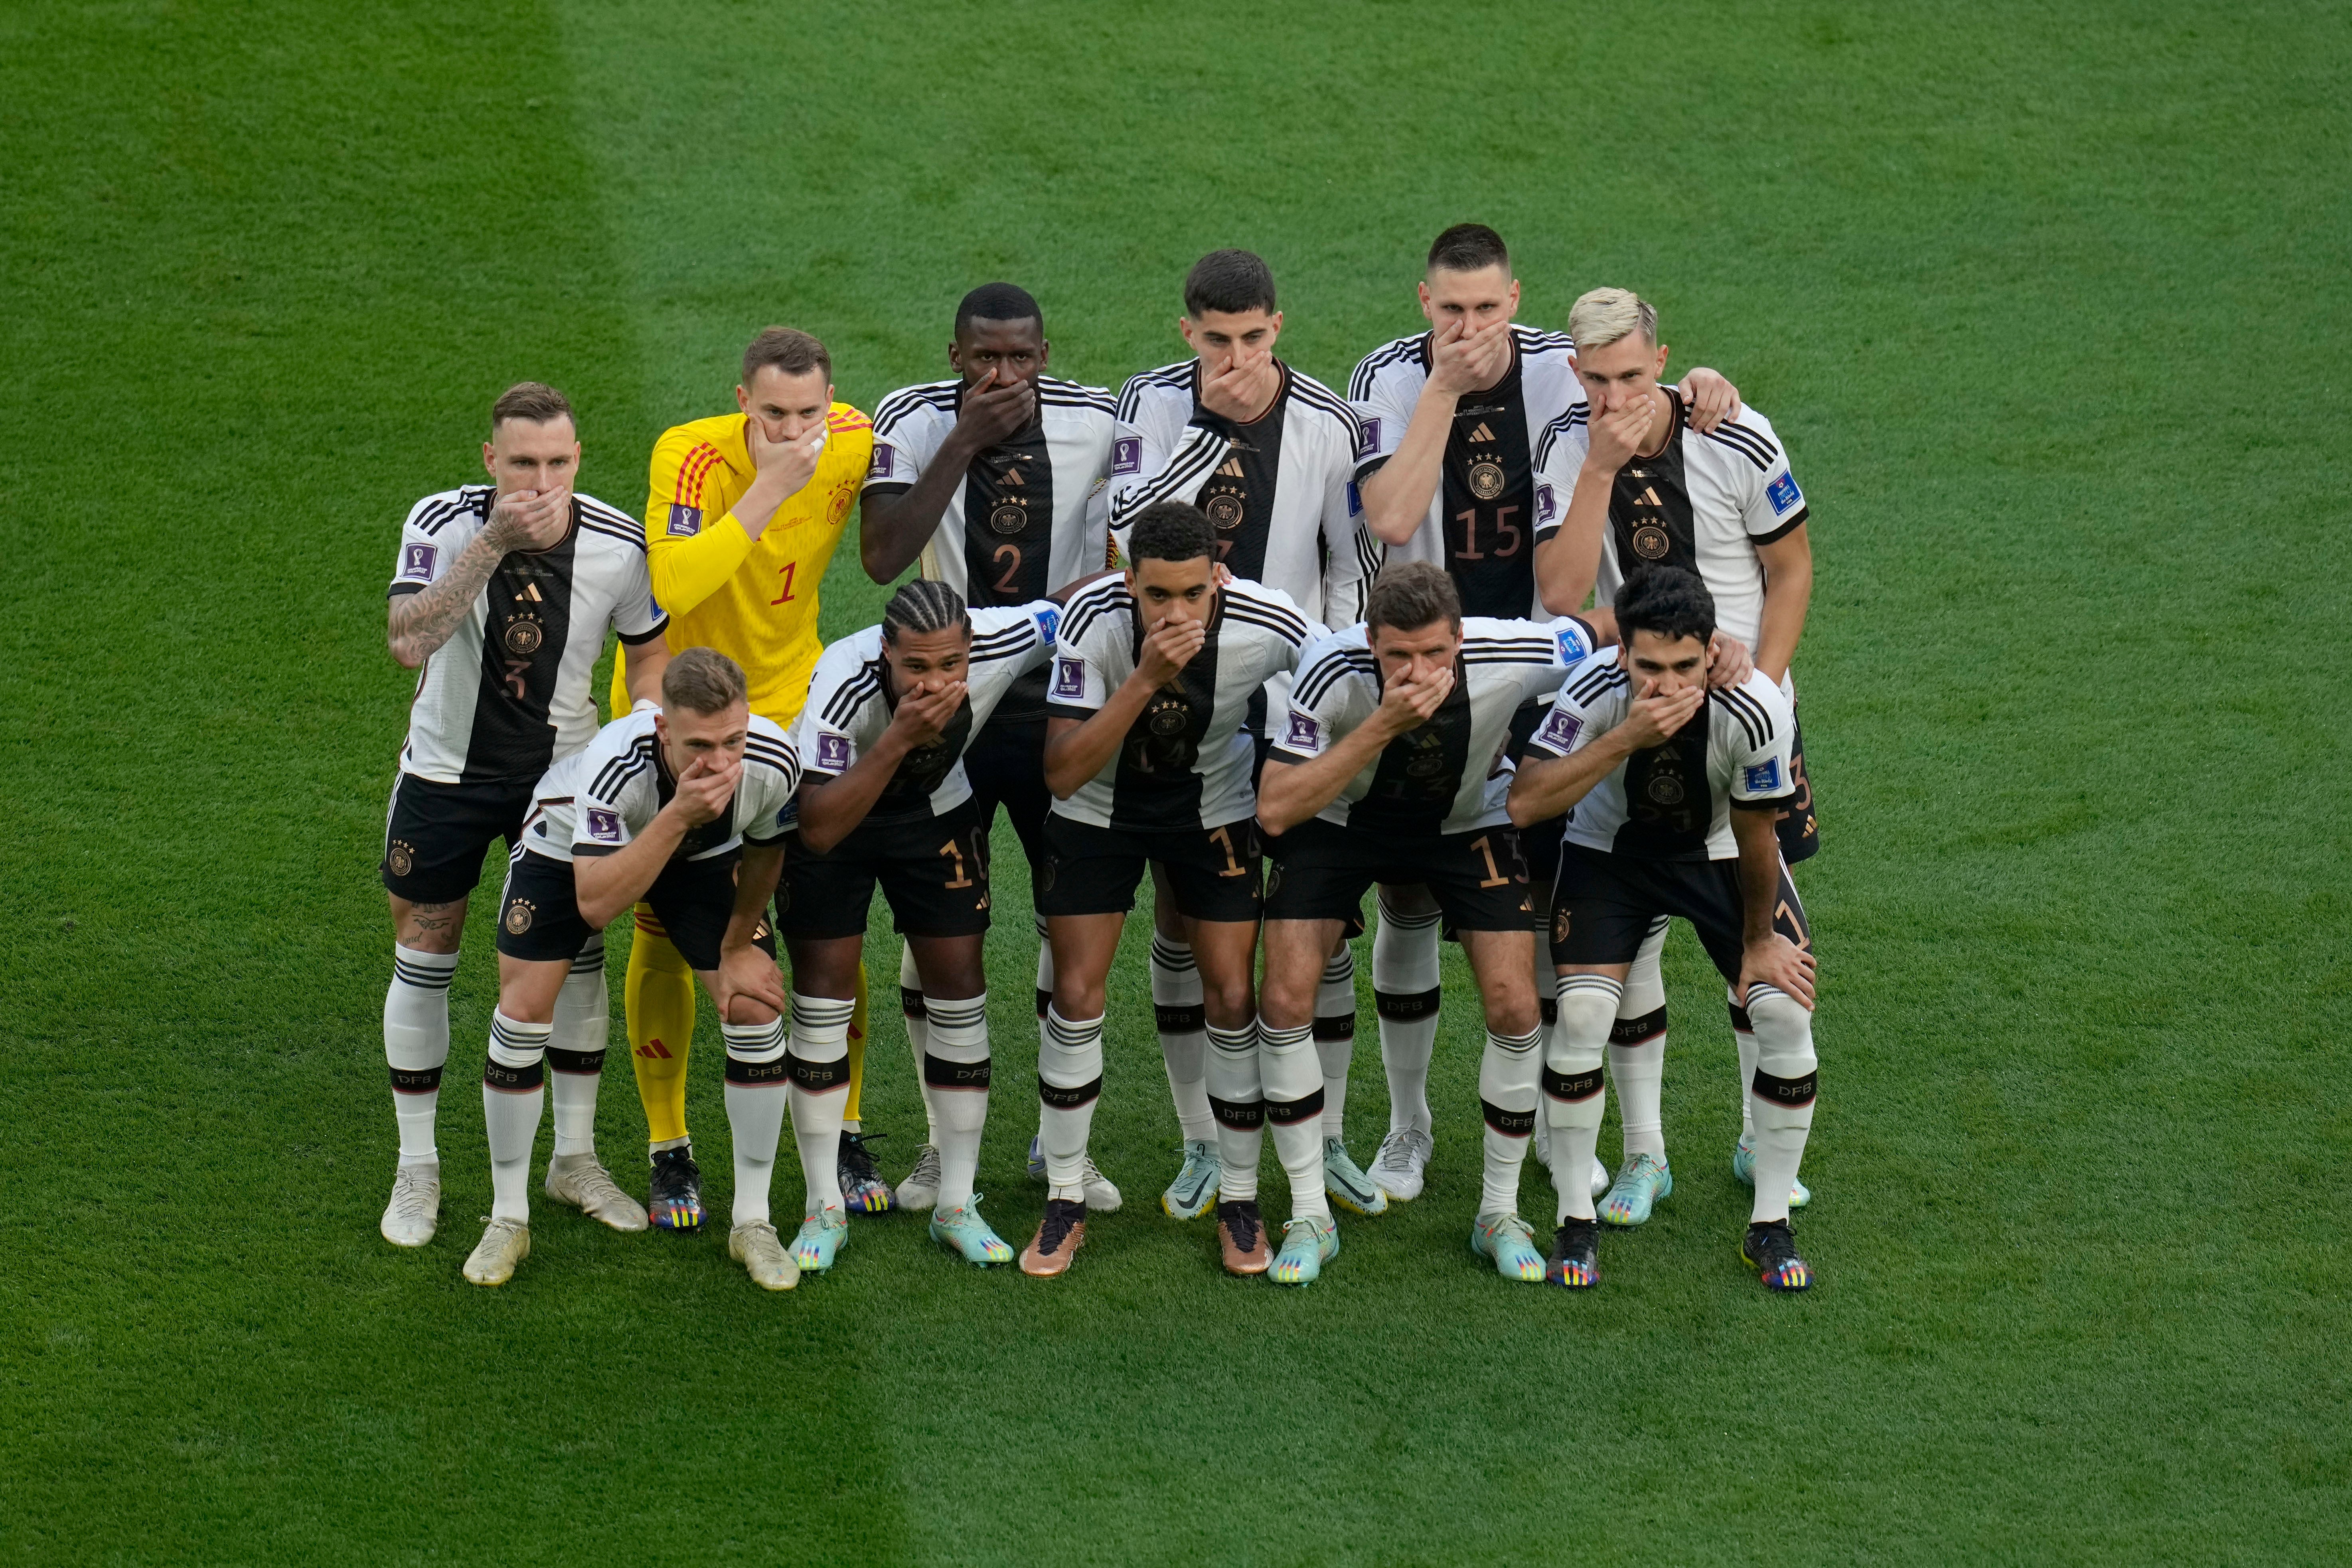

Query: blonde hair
left=1567, top=288, right=1658, bottom=352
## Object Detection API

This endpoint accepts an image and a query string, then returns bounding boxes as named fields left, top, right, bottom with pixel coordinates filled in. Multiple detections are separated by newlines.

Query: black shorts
left=776, top=800, right=992, bottom=941
left=1548, top=841, right=1809, bottom=985
left=962, top=711, right=1051, bottom=873
left=1037, top=814, right=1263, bottom=924
left=382, top=772, right=535, bottom=904
left=1267, top=818, right=1535, bottom=933
left=496, top=847, right=774, bottom=971
left=1778, top=709, right=1819, bottom=864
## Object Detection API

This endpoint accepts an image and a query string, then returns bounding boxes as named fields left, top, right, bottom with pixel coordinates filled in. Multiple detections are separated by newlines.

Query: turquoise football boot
left=1469, top=1212, right=1546, bottom=1282
left=929, top=1196, right=1015, bottom=1266
left=1731, top=1132, right=1811, bottom=1208
left=1598, top=1153, right=1673, bottom=1227
left=1269, top=1215, right=1339, bottom=1286
left=790, top=1203, right=849, bottom=1273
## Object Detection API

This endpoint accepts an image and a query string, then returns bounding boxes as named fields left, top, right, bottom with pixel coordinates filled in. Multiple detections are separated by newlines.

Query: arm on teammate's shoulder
left=620, top=636, right=670, bottom=707
left=1752, top=524, right=1811, bottom=684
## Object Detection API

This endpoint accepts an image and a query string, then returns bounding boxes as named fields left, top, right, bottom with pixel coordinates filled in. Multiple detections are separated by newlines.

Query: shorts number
left=939, top=837, right=974, bottom=889
left=1468, top=834, right=1509, bottom=888
left=1208, top=825, right=1248, bottom=878
left=991, top=545, right=1023, bottom=596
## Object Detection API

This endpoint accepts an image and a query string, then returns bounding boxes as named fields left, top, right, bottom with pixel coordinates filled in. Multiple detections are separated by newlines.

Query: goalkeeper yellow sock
left=842, top=959, right=869, bottom=1130
left=626, top=909, right=698, bottom=1149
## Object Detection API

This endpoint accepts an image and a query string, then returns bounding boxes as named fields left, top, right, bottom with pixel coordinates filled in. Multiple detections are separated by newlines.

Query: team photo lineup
left=376, top=226, right=1825, bottom=1296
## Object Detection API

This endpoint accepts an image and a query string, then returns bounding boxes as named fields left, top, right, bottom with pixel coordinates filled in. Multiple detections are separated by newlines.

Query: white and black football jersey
left=1349, top=326, right=1581, bottom=620
left=390, top=487, right=668, bottom=786
left=1272, top=615, right=1604, bottom=837
left=1523, top=655, right=1796, bottom=862
left=1109, top=360, right=1373, bottom=628
left=1045, top=575, right=1318, bottom=832
left=1532, top=392, right=1808, bottom=653
left=792, top=602, right=1059, bottom=825
left=521, top=707, right=800, bottom=866
left=864, top=376, right=1118, bottom=604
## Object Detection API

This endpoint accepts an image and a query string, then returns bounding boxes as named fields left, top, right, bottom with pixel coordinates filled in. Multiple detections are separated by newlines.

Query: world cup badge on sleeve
left=585, top=808, right=622, bottom=843
left=1112, top=437, right=1141, bottom=476
left=1052, top=657, right=1086, bottom=701
left=1284, top=710, right=1321, bottom=751
left=1767, top=472, right=1803, bottom=517
left=816, top=732, right=852, bottom=774
left=1356, top=418, right=1381, bottom=460
left=666, top=504, right=703, bottom=537
left=1538, top=707, right=1582, bottom=750
left=400, top=543, right=437, bottom=581
left=1744, top=759, right=1783, bottom=793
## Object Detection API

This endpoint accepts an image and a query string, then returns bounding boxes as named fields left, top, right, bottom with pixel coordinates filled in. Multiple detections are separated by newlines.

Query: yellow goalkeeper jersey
left=612, top=405, right=874, bottom=726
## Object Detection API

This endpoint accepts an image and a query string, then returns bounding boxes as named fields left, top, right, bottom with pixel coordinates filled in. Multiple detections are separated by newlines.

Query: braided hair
left=881, top=579, right=972, bottom=644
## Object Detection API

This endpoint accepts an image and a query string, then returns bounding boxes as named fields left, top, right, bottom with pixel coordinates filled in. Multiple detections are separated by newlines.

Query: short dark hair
left=1365, top=561, right=1462, bottom=636
left=1183, top=249, right=1277, bottom=318
left=1615, top=567, right=1716, bottom=648
left=955, top=282, right=1043, bottom=336
left=663, top=646, right=748, bottom=715
left=882, top=579, right=972, bottom=643
left=492, top=381, right=573, bottom=431
left=1126, top=501, right=1216, bottom=566
left=741, top=326, right=831, bottom=386
left=1427, top=223, right=1510, bottom=276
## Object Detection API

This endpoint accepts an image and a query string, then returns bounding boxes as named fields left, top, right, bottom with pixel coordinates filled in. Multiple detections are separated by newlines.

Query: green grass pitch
left=4, top=1, right=2348, bottom=1562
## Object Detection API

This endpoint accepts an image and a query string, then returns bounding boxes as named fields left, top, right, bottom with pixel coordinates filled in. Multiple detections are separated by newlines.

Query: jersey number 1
left=770, top=562, right=798, bottom=606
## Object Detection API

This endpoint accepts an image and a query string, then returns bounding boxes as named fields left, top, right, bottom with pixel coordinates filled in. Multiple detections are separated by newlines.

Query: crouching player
left=468, top=649, right=803, bottom=1290
left=1031, top=502, right=1318, bottom=1278
left=1508, top=568, right=1818, bottom=1291
left=1256, top=563, right=1608, bottom=1284
left=784, top=582, right=1062, bottom=1271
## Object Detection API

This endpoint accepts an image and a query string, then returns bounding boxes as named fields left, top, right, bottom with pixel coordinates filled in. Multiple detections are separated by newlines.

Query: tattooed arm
left=387, top=487, right=569, bottom=668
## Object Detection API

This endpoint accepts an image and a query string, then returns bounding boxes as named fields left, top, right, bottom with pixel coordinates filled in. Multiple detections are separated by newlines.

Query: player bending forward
left=378, top=382, right=669, bottom=1249
left=1028, top=502, right=1317, bottom=1278
left=1509, top=569, right=1819, bottom=1292
left=469, top=649, right=803, bottom=1290
left=785, top=582, right=1064, bottom=1270
left=1256, top=563, right=1621, bottom=1283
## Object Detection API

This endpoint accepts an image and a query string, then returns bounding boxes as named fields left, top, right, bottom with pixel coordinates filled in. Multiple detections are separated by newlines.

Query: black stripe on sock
left=1481, top=1099, right=1538, bottom=1136
left=1540, top=997, right=1558, bottom=1026
left=1541, top=1064, right=1604, bottom=1102
left=901, top=987, right=927, bottom=1019
left=1313, top=1013, right=1355, bottom=1041
left=1727, top=1003, right=1754, bottom=1032
left=1209, top=1095, right=1266, bottom=1130
left=1155, top=1003, right=1205, bottom=1033
left=547, top=1047, right=605, bottom=1075
left=784, top=1052, right=847, bottom=1092
left=1037, top=1074, right=1102, bottom=1109
left=1752, top=1067, right=1818, bottom=1107
left=1263, top=1088, right=1326, bottom=1126
left=924, top=1053, right=993, bottom=1090
left=728, top=1053, right=789, bottom=1086
left=1035, top=987, right=1052, bottom=1020
left=483, top=1058, right=544, bottom=1093
left=1375, top=986, right=1442, bottom=1021
left=389, top=1064, right=443, bottom=1094
left=1610, top=1007, right=1669, bottom=1047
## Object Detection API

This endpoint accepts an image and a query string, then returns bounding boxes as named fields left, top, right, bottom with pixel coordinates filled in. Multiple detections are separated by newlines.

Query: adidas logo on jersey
left=1218, top=457, right=1246, bottom=478
left=1001, top=466, right=1024, bottom=485
left=1466, top=422, right=1497, bottom=444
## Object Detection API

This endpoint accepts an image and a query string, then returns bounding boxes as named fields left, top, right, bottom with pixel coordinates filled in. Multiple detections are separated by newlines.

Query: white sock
left=1611, top=920, right=1670, bottom=1162
left=1038, top=1006, right=1104, bottom=1202
left=547, top=942, right=608, bottom=1159
left=1744, top=985, right=1818, bottom=1224
left=1477, top=1025, right=1542, bottom=1217
left=899, top=941, right=937, bottom=1146
left=482, top=1009, right=550, bottom=1222
left=1314, top=947, right=1355, bottom=1140
left=1033, top=913, right=1055, bottom=1031
left=1731, top=985, right=1760, bottom=1137
left=1372, top=896, right=1442, bottom=1136
left=1546, top=975, right=1619, bottom=1222
left=923, top=993, right=991, bottom=1210
left=1205, top=1019, right=1263, bottom=1203
left=1151, top=935, right=1215, bottom=1141
left=385, top=944, right=457, bottom=1165
left=1260, top=1019, right=1329, bottom=1222
left=721, top=1014, right=788, bottom=1226
left=786, top=992, right=855, bottom=1213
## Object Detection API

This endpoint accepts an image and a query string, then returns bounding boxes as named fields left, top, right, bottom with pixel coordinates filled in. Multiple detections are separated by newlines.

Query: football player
left=1532, top=287, right=1817, bottom=1224
left=608, top=328, right=883, bottom=1229
left=377, top=382, right=668, bottom=1250
left=1254, top=563, right=1615, bottom=1283
left=470, top=649, right=801, bottom=1288
left=1111, top=249, right=1378, bottom=1222
left=859, top=283, right=1119, bottom=1212
left=1026, top=502, right=1318, bottom=1278
left=1509, top=568, right=1818, bottom=1292
left=782, top=583, right=1064, bottom=1270
left=1348, top=226, right=1743, bottom=1209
